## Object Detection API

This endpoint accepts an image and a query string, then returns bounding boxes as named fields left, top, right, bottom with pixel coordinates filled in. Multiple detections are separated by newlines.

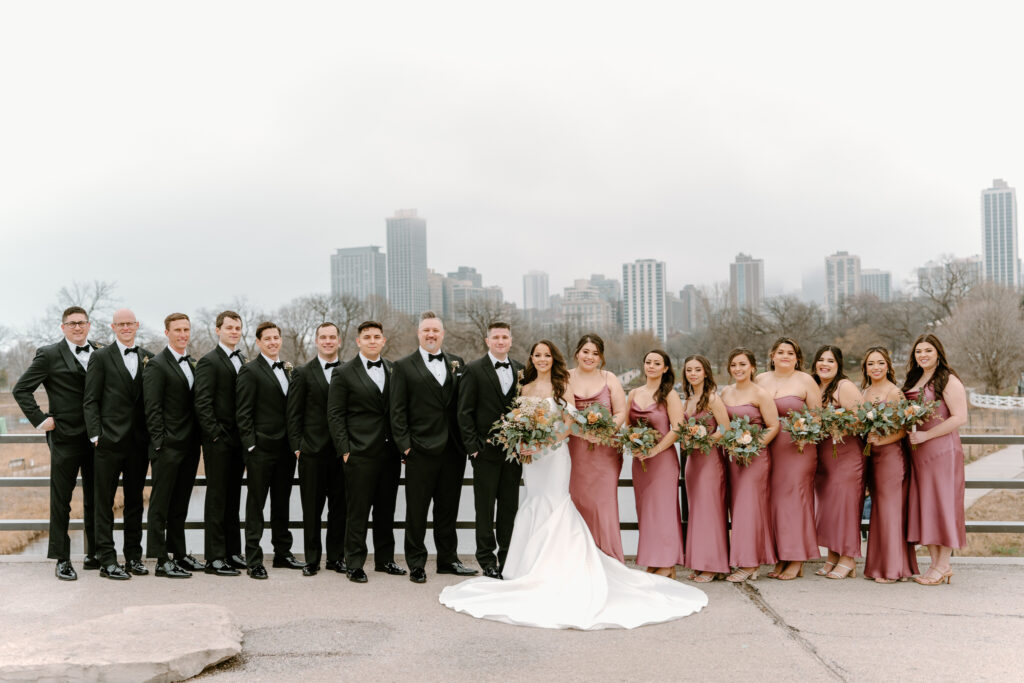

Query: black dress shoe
left=55, top=560, right=77, bottom=581
left=82, top=555, right=101, bottom=570
left=347, top=568, right=368, bottom=583
left=437, top=561, right=478, bottom=576
left=100, top=564, right=131, bottom=580
left=325, top=560, right=348, bottom=573
left=155, top=559, right=192, bottom=578
left=126, top=559, right=149, bottom=576
left=204, top=560, right=240, bottom=577
left=483, top=566, right=503, bottom=580
left=375, top=561, right=407, bottom=576
left=272, top=553, right=305, bottom=569
left=409, top=567, right=427, bottom=583
left=227, top=554, right=247, bottom=570
left=247, top=564, right=268, bottom=580
left=302, top=564, right=318, bottom=576
left=174, top=554, right=206, bottom=572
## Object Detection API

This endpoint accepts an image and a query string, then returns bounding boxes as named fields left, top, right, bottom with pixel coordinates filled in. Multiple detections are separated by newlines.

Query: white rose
left=865, top=410, right=875, bottom=420
left=738, top=432, right=752, bottom=445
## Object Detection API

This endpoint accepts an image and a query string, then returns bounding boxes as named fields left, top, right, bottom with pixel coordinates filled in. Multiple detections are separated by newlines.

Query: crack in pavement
left=735, top=582, right=849, bottom=682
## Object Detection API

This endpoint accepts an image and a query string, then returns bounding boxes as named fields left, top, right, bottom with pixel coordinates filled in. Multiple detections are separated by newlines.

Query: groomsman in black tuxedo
left=457, top=321, right=523, bottom=579
left=83, top=308, right=153, bottom=580
left=194, top=310, right=246, bottom=576
left=327, top=320, right=405, bottom=583
left=390, top=311, right=476, bottom=583
left=286, top=322, right=346, bottom=577
left=143, top=313, right=204, bottom=578
left=236, top=321, right=302, bottom=579
left=13, top=306, right=101, bottom=580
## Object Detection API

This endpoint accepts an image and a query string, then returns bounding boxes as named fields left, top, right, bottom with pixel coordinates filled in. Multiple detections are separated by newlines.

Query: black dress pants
left=403, top=444, right=466, bottom=570
left=298, top=449, right=345, bottom=568
left=46, top=433, right=96, bottom=561
left=343, top=445, right=400, bottom=570
left=93, top=438, right=148, bottom=566
left=244, top=441, right=295, bottom=568
left=146, top=441, right=200, bottom=560
left=470, top=452, right=522, bottom=571
left=202, top=437, right=245, bottom=561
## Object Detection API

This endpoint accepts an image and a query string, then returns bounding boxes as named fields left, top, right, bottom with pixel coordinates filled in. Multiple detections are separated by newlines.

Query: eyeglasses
left=113, top=322, right=139, bottom=328
left=62, top=321, right=90, bottom=328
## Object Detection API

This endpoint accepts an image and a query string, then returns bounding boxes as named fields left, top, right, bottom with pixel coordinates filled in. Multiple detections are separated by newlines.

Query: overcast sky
left=2, top=1, right=1021, bottom=334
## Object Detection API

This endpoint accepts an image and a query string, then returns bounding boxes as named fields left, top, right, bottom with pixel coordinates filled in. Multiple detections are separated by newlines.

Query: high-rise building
left=447, top=266, right=482, bottom=288
left=982, top=179, right=1020, bottom=287
left=386, top=209, right=428, bottom=314
left=330, top=246, right=386, bottom=301
left=622, top=259, right=666, bottom=341
left=825, top=251, right=861, bottom=313
left=729, top=253, right=764, bottom=310
left=562, top=279, right=612, bottom=331
left=427, top=269, right=446, bottom=315
left=860, top=269, right=892, bottom=302
left=589, top=274, right=623, bottom=326
left=523, top=270, right=550, bottom=311
left=678, top=285, right=705, bottom=332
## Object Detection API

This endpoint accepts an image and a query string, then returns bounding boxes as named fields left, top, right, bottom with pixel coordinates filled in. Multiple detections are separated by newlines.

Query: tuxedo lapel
left=216, top=346, right=239, bottom=375
left=164, top=348, right=192, bottom=391
left=112, top=346, right=136, bottom=390
left=483, top=359, right=504, bottom=400
left=353, top=359, right=385, bottom=407
left=257, top=355, right=286, bottom=395
left=413, top=353, right=444, bottom=402
left=57, top=341, right=84, bottom=376
left=312, top=360, right=330, bottom=396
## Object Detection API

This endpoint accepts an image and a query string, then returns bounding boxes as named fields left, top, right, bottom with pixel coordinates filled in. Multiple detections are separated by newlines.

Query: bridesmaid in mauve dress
left=720, top=348, right=780, bottom=583
left=755, top=337, right=822, bottom=581
left=902, top=334, right=968, bottom=586
left=627, top=350, right=686, bottom=578
left=681, top=355, right=733, bottom=582
left=810, top=345, right=865, bottom=580
left=861, top=347, right=918, bottom=583
left=567, top=334, right=628, bottom=562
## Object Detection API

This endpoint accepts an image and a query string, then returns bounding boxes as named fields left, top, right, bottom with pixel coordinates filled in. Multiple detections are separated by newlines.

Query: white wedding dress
left=439, top=399, right=708, bottom=629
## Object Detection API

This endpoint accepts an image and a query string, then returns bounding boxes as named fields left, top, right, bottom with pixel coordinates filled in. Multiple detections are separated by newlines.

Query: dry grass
left=962, top=490, right=1024, bottom=557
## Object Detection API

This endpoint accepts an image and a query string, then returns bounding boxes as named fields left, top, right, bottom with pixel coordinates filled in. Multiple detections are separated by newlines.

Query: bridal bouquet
left=569, top=402, right=619, bottom=450
left=855, top=402, right=900, bottom=456
left=818, top=404, right=859, bottom=458
left=720, top=415, right=765, bottom=466
left=779, top=407, right=823, bottom=453
left=617, top=420, right=661, bottom=472
left=488, top=396, right=567, bottom=464
left=894, top=397, right=941, bottom=451
left=674, top=416, right=717, bottom=456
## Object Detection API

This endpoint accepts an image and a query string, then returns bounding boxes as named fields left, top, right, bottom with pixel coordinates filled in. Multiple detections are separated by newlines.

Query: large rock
left=0, top=603, right=241, bottom=682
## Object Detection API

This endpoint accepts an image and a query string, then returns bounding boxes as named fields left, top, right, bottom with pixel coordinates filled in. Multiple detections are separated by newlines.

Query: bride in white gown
left=439, top=340, right=707, bottom=630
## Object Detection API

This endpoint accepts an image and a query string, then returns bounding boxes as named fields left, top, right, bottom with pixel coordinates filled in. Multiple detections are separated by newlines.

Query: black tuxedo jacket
left=327, top=356, right=395, bottom=456
left=12, top=338, right=101, bottom=441
left=457, top=355, right=524, bottom=461
left=236, top=355, right=290, bottom=452
left=143, top=348, right=199, bottom=455
left=286, top=358, right=336, bottom=455
left=389, top=350, right=465, bottom=456
left=194, top=345, right=245, bottom=447
left=83, top=342, right=154, bottom=446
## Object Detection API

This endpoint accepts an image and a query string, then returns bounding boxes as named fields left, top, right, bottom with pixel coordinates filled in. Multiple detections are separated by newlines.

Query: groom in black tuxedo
left=143, top=313, right=203, bottom=578
left=83, top=308, right=153, bottom=580
left=390, top=311, right=477, bottom=583
left=12, top=306, right=101, bottom=580
left=235, top=321, right=302, bottom=579
left=457, top=321, right=523, bottom=579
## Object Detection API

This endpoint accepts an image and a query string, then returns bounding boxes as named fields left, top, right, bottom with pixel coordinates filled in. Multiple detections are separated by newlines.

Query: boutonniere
left=93, top=342, right=104, bottom=349
left=450, top=360, right=461, bottom=374
left=189, top=359, right=198, bottom=370
left=142, top=355, right=150, bottom=367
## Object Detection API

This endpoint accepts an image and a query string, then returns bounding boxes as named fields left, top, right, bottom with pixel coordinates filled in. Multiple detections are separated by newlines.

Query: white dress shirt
left=167, top=346, right=194, bottom=389
left=320, top=355, right=340, bottom=384
left=116, top=339, right=139, bottom=379
left=263, top=354, right=288, bottom=394
left=220, top=342, right=242, bottom=373
left=489, top=351, right=514, bottom=395
left=66, top=338, right=91, bottom=370
left=419, top=347, right=447, bottom=386
left=360, top=352, right=385, bottom=392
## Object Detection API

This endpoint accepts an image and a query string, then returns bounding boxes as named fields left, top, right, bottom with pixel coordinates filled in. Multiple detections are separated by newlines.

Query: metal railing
left=2, top=433, right=1022, bottom=535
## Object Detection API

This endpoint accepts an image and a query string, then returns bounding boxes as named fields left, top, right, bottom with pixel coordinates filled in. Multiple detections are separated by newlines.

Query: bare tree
left=946, top=283, right=1024, bottom=394
left=915, top=254, right=978, bottom=321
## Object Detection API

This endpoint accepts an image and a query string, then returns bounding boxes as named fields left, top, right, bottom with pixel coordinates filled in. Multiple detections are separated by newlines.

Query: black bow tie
left=75, top=345, right=90, bottom=355
left=325, top=361, right=340, bottom=369
left=428, top=353, right=444, bottom=362
left=366, top=359, right=383, bottom=369
left=494, top=361, right=511, bottom=370
left=178, top=355, right=192, bottom=364
left=272, top=361, right=284, bottom=370
left=229, top=350, right=242, bottom=359
left=123, top=347, right=138, bottom=355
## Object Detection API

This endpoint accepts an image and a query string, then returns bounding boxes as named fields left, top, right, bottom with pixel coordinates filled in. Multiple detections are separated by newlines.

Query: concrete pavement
left=964, top=444, right=1024, bottom=508
left=1, top=556, right=1021, bottom=682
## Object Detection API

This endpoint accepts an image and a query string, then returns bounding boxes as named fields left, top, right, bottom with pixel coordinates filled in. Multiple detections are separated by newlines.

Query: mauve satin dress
left=683, top=410, right=730, bottom=573
left=770, top=395, right=820, bottom=562
left=725, top=404, right=776, bottom=568
left=814, top=414, right=866, bottom=558
left=629, top=399, right=686, bottom=568
left=568, top=384, right=625, bottom=562
left=864, top=438, right=919, bottom=580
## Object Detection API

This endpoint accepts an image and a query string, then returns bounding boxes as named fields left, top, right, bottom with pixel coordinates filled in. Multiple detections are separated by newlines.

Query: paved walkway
left=965, top=445, right=1024, bottom=508
left=1, top=556, right=1022, bottom=681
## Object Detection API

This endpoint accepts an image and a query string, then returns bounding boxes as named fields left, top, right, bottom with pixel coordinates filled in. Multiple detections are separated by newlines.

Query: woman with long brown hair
left=861, top=346, right=918, bottom=583
left=902, top=334, right=967, bottom=585
left=755, top=337, right=822, bottom=581
left=567, top=334, right=628, bottom=562
left=681, top=355, right=732, bottom=583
